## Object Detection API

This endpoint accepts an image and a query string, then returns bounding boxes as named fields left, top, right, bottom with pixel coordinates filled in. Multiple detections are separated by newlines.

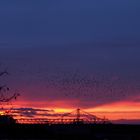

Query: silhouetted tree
left=0, top=70, right=19, bottom=103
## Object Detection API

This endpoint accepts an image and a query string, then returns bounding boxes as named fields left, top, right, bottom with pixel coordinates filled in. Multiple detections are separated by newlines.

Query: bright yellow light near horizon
left=53, top=108, right=73, bottom=113
left=35, top=107, right=74, bottom=113
left=0, top=111, right=5, bottom=115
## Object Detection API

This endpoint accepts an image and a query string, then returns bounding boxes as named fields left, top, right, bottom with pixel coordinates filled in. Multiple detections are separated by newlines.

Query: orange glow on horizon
left=85, top=101, right=140, bottom=120
left=86, top=101, right=140, bottom=112
left=9, top=97, right=140, bottom=120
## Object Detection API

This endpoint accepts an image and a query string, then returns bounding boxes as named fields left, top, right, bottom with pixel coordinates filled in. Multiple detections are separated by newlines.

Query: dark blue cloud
left=0, top=0, right=139, bottom=46
left=0, top=1, right=140, bottom=107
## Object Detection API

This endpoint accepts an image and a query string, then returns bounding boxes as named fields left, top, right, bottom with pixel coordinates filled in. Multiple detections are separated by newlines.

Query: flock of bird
left=0, top=68, right=136, bottom=106
left=43, top=71, right=128, bottom=102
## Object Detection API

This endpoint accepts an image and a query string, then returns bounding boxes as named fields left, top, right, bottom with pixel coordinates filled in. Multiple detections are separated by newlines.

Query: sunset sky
left=0, top=0, right=140, bottom=121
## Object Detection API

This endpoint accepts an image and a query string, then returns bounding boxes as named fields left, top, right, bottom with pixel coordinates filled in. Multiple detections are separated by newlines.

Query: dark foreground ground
left=0, top=124, right=140, bottom=140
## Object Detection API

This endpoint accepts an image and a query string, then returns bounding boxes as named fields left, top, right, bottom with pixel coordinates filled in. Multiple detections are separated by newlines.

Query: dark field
left=0, top=124, right=140, bottom=140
